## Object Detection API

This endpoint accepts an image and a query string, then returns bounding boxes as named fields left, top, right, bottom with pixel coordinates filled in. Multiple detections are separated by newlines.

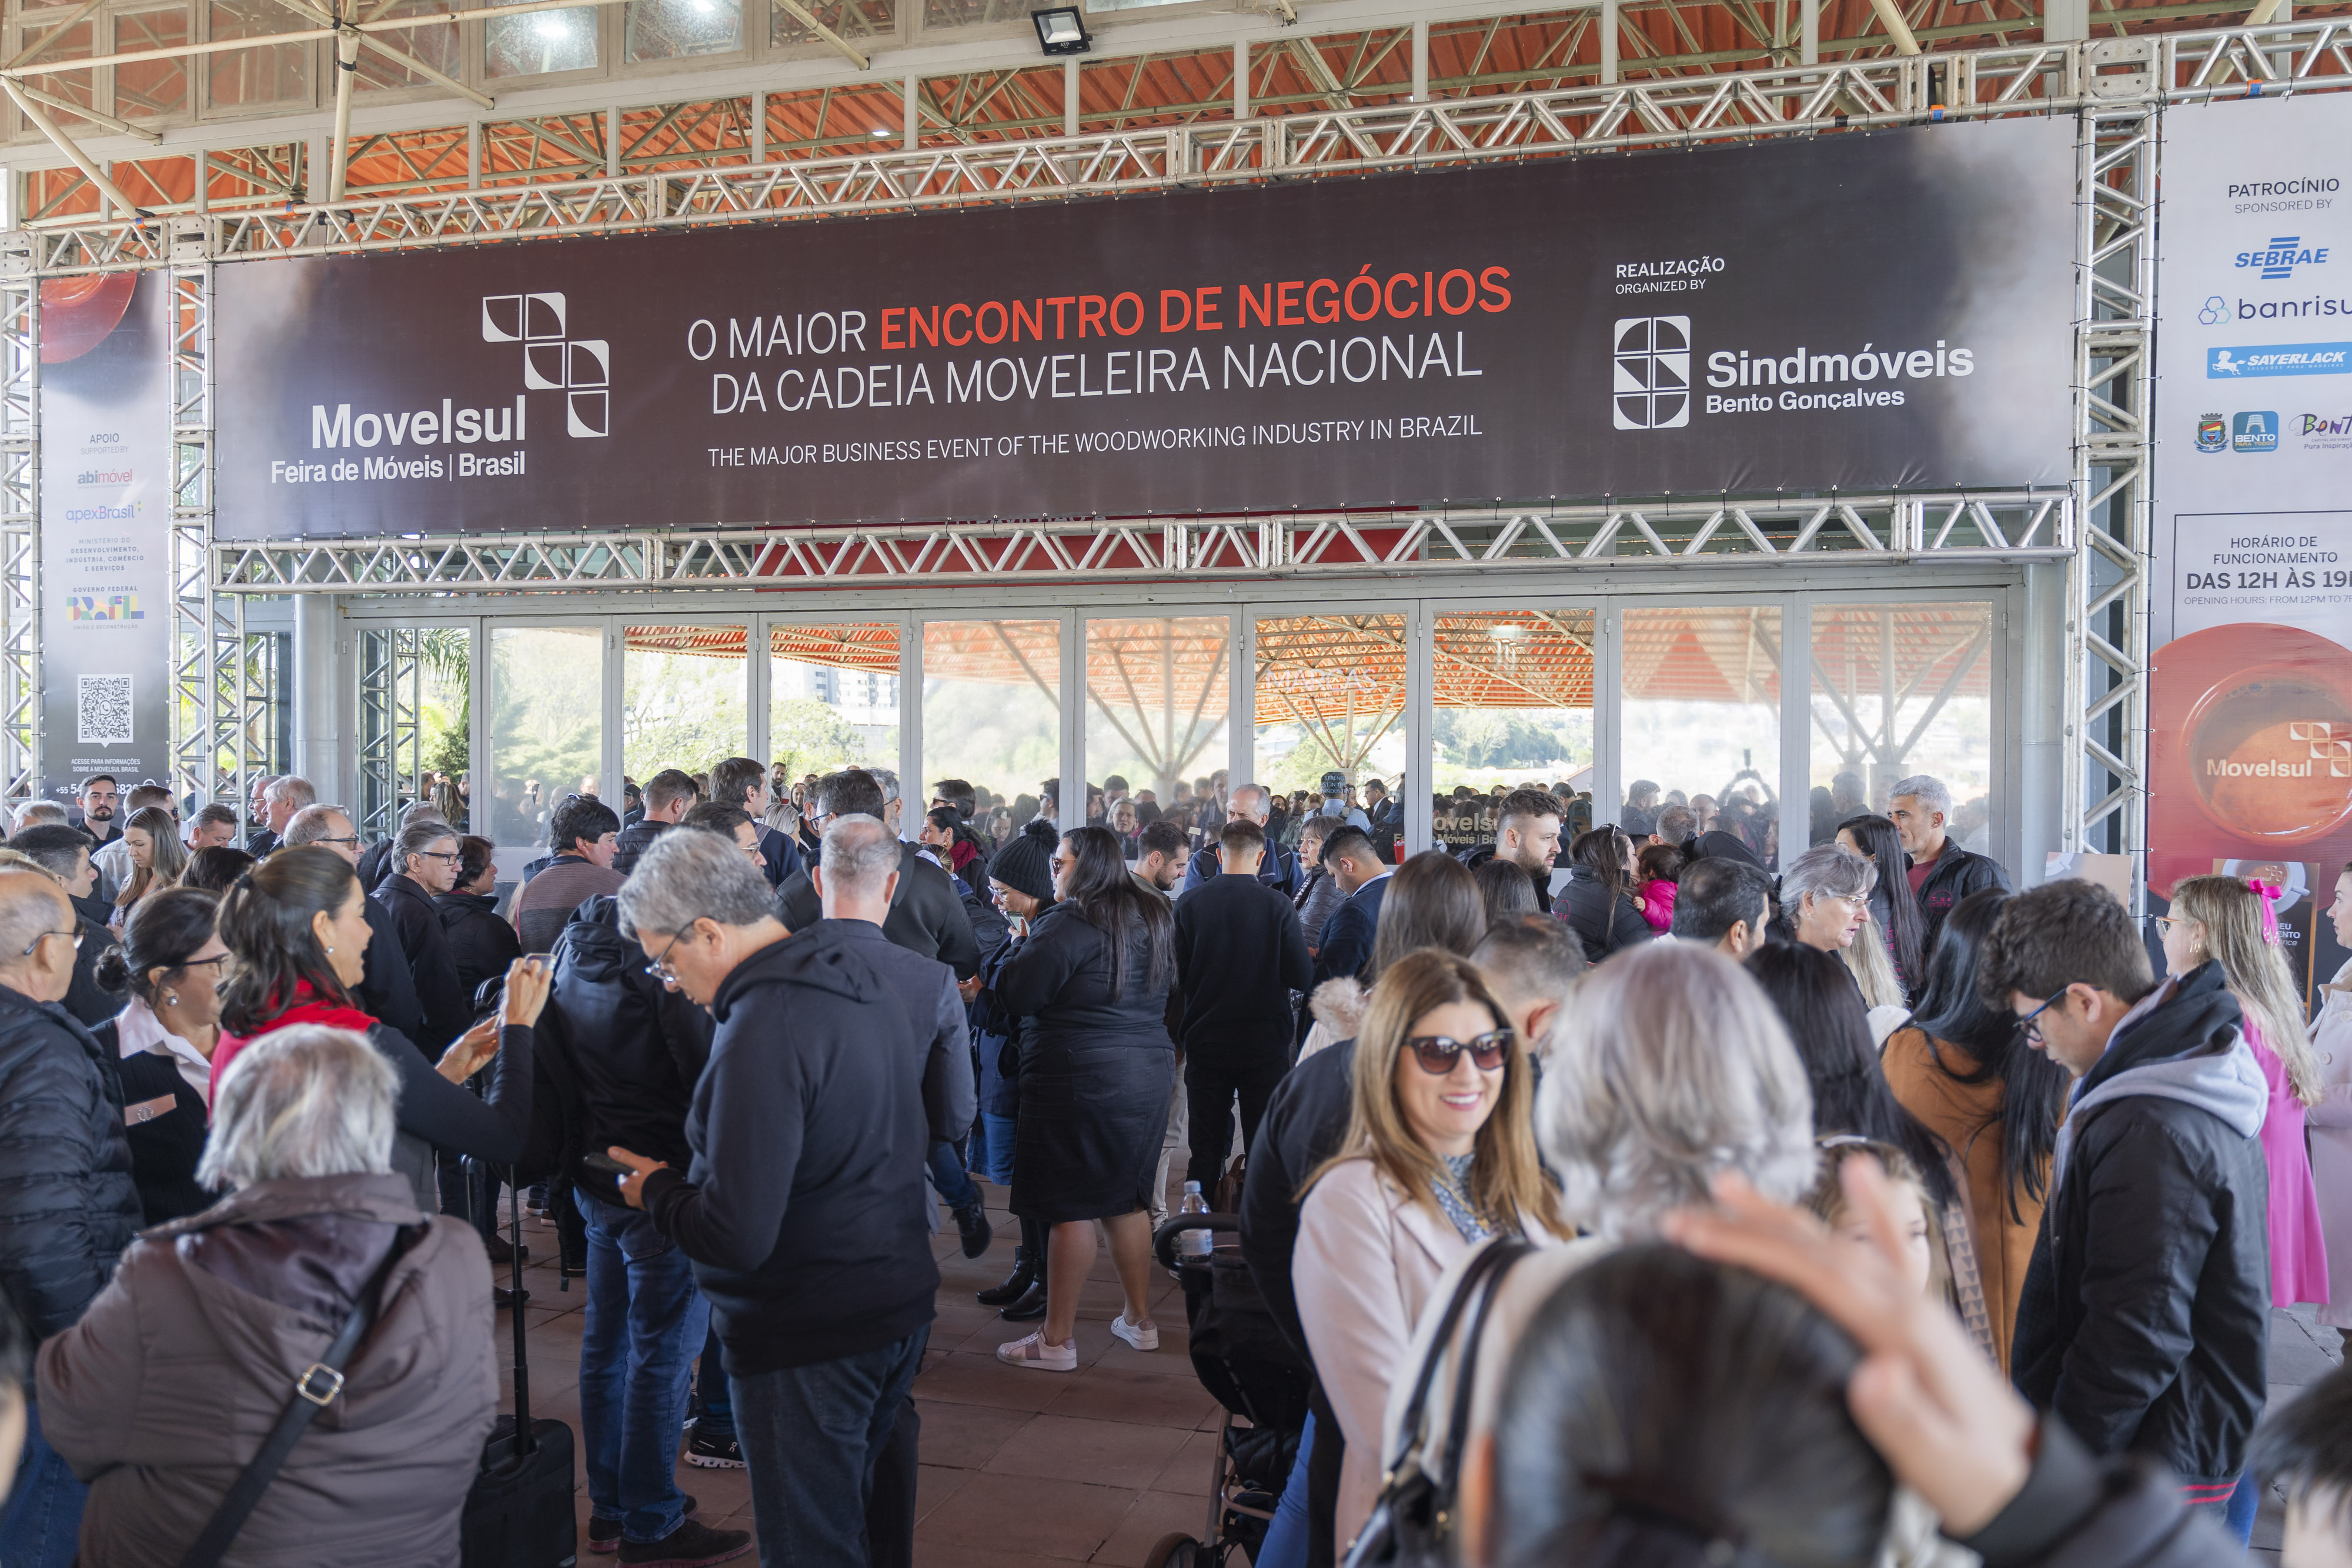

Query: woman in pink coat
left=2308, top=862, right=2352, bottom=1350
left=2163, top=875, right=2330, bottom=1308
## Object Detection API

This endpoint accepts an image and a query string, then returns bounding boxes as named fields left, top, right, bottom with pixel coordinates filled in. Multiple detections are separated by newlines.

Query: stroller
left=1142, top=1212, right=1314, bottom=1568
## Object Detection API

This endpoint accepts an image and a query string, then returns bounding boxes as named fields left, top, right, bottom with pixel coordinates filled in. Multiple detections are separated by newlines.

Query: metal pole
left=1801, top=0, right=1819, bottom=63
left=1235, top=39, right=1249, bottom=120
left=1411, top=18, right=1428, bottom=101
left=903, top=75, right=918, bottom=152
left=326, top=22, right=360, bottom=202
left=1601, top=0, right=1618, bottom=84
left=604, top=105, right=620, bottom=178
left=1063, top=56, right=1078, bottom=136
left=2, top=81, right=139, bottom=216
left=750, top=90, right=766, bottom=163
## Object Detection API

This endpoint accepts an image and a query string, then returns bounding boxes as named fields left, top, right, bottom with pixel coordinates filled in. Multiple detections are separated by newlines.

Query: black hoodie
left=641, top=923, right=938, bottom=1373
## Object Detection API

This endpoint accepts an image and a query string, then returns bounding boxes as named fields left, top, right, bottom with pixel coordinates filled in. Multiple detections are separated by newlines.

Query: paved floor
left=503, top=1183, right=2345, bottom=1567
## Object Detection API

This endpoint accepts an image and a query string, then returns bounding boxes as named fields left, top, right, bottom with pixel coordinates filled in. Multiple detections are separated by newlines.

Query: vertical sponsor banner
left=39, top=274, right=173, bottom=801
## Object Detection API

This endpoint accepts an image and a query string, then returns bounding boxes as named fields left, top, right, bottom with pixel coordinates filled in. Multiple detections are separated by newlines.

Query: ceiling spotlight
left=1032, top=6, right=1091, bottom=55
left=874, top=125, right=891, bottom=136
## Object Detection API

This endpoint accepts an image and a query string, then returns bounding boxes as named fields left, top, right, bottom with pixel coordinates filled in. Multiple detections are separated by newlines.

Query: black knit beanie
left=990, top=833, right=1055, bottom=901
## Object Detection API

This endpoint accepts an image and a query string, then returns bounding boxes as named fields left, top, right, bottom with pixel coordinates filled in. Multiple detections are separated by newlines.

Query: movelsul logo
left=483, top=293, right=611, bottom=439
left=2234, top=237, right=2330, bottom=281
left=1613, top=316, right=1690, bottom=430
left=2232, top=411, right=2279, bottom=453
left=2196, top=412, right=2227, bottom=452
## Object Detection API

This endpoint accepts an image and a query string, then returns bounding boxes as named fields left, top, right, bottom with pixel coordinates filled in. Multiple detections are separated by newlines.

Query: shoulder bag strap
left=176, top=1226, right=417, bottom=1568
left=1384, top=1235, right=1533, bottom=1475
left=1435, top=1237, right=1534, bottom=1485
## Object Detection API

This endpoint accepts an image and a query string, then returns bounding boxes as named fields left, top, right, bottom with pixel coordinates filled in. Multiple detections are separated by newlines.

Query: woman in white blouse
left=1292, top=948, right=1572, bottom=1552
left=93, top=887, right=229, bottom=1223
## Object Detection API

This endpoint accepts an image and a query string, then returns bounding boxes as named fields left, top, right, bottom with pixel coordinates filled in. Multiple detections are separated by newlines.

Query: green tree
left=769, top=698, right=869, bottom=780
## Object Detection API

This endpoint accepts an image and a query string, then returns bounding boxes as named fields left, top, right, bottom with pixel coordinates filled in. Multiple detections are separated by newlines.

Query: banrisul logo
left=2234, top=236, right=2330, bottom=281
left=1613, top=316, right=1690, bottom=430
left=482, top=293, right=611, bottom=439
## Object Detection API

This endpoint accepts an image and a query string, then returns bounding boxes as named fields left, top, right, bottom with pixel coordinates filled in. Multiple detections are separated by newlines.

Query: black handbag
left=1339, top=1236, right=1532, bottom=1568
left=176, top=1227, right=416, bottom=1568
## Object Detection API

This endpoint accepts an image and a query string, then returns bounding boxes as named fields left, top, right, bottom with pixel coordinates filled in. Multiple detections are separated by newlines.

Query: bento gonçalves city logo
left=483, top=293, right=611, bottom=439
left=1613, top=316, right=1692, bottom=430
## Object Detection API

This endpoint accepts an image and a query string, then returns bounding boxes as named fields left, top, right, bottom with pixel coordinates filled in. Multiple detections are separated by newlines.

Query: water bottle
left=1177, top=1181, right=1213, bottom=1261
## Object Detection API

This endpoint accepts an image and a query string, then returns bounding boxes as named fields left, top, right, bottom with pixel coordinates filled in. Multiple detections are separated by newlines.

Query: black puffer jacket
left=2011, top=963, right=2269, bottom=1488
left=356, top=897, right=426, bottom=1044
left=435, top=890, right=522, bottom=1008
left=1912, top=840, right=2013, bottom=953
left=0, top=983, right=142, bottom=1339
left=534, top=896, right=712, bottom=1196
left=1554, top=866, right=1653, bottom=963
left=370, top=874, right=472, bottom=1051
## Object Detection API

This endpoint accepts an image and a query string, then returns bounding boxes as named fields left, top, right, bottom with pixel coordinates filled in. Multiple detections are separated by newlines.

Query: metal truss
left=355, top=626, right=421, bottom=838
left=210, top=492, right=2073, bottom=593
left=0, top=236, right=34, bottom=804
left=2067, top=102, right=2154, bottom=884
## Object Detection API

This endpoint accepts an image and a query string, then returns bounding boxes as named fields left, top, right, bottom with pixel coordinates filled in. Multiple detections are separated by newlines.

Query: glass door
left=484, top=623, right=605, bottom=882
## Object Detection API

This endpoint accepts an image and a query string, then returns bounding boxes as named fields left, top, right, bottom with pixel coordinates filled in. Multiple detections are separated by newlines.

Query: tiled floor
left=502, top=1186, right=2347, bottom=1568
left=500, top=1179, right=1222, bottom=1568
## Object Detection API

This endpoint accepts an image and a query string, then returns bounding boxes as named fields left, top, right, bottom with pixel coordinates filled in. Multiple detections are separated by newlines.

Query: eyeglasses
left=1405, top=1029, right=1513, bottom=1075
left=2014, top=987, right=2071, bottom=1045
left=21, top=928, right=83, bottom=957
left=413, top=850, right=462, bottom=865
left=643, top=924, right=698, bottom=981
left=176, top=954, right=229, bottom=972
left=310, top=834, right=361, bottom=848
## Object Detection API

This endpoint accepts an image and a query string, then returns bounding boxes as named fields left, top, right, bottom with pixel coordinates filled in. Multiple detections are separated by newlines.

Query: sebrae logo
left=2233, top=237, right=2330, bottom=281
left=2196, top=412, right=2228, bottom=452
left=2231, top=411, right=2279, bottom=453
left=482, top=293, right=610, bottom=439
left=1613, top=316, right=1690, bottom=430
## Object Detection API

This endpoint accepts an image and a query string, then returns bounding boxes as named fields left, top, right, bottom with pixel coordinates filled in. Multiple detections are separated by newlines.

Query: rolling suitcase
left=460, top=1169, right=580, bottom=1568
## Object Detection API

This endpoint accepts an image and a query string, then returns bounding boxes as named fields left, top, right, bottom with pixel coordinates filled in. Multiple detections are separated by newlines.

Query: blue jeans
left=580, top=1195, right=710, bottom=1546
left=928, top=1138, right=980, bottom=1216
left=0, top=1400, right=85, bottom=1568
left=2189, top=1474, right=2258, bottom=1549
left=694, top=1322, right=734, bottom=1436
left=731, top=1326, right=930, bottom=1568
left=1255, top=1410, right=1314, bottom=1568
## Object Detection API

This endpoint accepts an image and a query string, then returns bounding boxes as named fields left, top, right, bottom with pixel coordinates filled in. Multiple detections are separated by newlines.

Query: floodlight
left=1033, top=7, right=1091, bottom=55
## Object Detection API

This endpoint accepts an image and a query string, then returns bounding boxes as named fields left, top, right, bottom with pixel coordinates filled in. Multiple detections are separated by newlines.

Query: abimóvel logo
left=1613, top=316, right=1690, bottom=430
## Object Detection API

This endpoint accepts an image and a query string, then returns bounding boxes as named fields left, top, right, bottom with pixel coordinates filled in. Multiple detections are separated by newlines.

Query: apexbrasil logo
left=2235, top=237, right=2330, bottom=281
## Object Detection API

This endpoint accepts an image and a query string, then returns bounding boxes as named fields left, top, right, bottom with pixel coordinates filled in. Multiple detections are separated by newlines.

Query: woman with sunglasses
left=1294, top=949, right=1569, bottom=1552
left=91, top=887, right=229, bottom=1225
left=212, top=846, right=550, bottom=1216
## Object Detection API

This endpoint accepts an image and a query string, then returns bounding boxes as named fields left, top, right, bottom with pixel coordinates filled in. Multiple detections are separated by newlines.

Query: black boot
left=998, top=1279, right=1048, bottom=1322
left=956, top=1204, right=995, bottom=1260
left=977, top=1246, right=1036, bottom=1306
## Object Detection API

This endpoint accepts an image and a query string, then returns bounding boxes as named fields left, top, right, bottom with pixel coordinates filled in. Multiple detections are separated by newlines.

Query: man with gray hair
left=246, top=774, right=315, bottom=858
left=1178, top=783, right=1301, bottom=898
left=773, top=769, right=979, bottom=980
left=10, top=801, right=64, bottom=833
left=1887, top=771, right=2012, bottom=955
left=0, top=867, right=141, bottom=1568
left=604, top=824, right=946, bottom=1568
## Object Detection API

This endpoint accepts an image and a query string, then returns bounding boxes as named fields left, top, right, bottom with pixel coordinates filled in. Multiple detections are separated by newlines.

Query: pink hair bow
left=2247, top=879, right=2284, bottom=945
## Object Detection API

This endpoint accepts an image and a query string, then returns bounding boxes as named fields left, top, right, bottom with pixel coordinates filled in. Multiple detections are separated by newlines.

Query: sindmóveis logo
left=1613, top=316, right=1690, bottom=430
left=482, top=293, right=611, bottom=439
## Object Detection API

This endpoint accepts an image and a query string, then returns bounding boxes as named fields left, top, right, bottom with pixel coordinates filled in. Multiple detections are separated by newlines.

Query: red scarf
left=209, top=985, right=378, bottom=1106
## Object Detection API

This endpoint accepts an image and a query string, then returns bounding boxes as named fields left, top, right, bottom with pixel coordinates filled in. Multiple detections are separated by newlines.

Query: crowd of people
left=1, top=758, right=2349, bottom=1568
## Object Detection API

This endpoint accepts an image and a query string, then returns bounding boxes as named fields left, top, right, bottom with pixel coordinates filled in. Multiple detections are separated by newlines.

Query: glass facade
left=623, top=624, right=747, bottom=784
left=1254, top=612, right=1408, bottom=818
left=486, top=625, right=603, bottom=853
left=1085, top=617, right=1230, bottom=837
left=1808, top=602, right=1996, bottom=850
left=770, top=621, right=901, bottom=792
left=923, top=619, right=1059, bottom=835
left=1621, top=605, right=1783, bottom=868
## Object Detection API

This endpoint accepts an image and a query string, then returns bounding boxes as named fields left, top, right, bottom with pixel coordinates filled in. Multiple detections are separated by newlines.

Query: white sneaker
left=1111, top=1313, right=1160, bottom=1352
left=996, top=1331, right=1077, bottom=1372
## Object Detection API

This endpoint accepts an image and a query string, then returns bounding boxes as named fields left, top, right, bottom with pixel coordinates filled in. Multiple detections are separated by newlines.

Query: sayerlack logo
left=1613, top=316, right=1690, bottom=430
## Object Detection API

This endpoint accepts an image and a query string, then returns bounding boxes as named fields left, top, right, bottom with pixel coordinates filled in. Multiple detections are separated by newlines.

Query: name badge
left=125, top=1095, right=177, bottom=1126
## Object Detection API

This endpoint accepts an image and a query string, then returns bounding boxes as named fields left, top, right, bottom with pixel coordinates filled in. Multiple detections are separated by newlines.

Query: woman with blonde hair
left=2162, top=874, right=2330, bottom=1310
left=1293, top=949, right=1571, bottom=1550
left=110, top=805, right=186, bottom=928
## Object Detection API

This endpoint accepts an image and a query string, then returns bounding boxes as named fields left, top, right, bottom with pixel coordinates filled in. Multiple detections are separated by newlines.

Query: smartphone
left=580, top=1151, right=633, bottom=1177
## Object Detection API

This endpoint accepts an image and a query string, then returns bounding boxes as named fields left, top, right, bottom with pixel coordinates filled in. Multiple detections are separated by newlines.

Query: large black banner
left=213, top=118, right=2074, bottom=540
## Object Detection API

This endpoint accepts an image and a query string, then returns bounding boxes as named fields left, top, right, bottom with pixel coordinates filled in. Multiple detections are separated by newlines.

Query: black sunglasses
left=1405, top=1029, right=1513, bottom=1075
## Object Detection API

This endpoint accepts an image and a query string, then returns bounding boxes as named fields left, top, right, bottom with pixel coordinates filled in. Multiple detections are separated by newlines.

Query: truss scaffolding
left=2, top=21, right=2341, bottom=891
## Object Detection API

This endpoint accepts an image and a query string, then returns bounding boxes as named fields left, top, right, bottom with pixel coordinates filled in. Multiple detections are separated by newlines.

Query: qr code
left=76, top=674, right=132, bottom=745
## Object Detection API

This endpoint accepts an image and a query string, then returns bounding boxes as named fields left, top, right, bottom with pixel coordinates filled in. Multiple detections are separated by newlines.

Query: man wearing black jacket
left=1986, top=880, right=2270, bottom=1539
left=1174, top=819, right=1311, bottom=1189
left=773, top=769, right=980, bottom=980
left=610, top=825, right=953, bottom=1568
left=6, top=825, right=124, bottom=1029
left=1890, top=773, right=2013, bottom=955
left=540, top=891, right=744, bottom=1564
left=1459, top=787, right=1565, bottom=914
left=0, top=870, right=141, bottom=1568
left=369, top=818, right=473, bottom=1052
left=711, top=755, right=803, bottom=889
